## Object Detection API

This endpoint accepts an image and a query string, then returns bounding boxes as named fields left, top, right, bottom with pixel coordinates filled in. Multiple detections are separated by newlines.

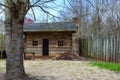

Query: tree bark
left=4, top=0, right=27, bottom=80
left=5, top=21, right=25, bottom=80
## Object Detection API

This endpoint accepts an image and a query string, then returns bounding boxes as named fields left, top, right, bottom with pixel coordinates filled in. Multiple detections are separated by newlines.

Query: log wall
left=24, top=32, right=73, bottom=58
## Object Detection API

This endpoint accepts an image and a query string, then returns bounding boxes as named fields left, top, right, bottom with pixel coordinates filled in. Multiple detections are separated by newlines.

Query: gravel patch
left=24, top=60, right=120, bottom=80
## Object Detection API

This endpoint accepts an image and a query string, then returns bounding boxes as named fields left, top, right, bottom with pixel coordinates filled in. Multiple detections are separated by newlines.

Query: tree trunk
left=5, top=16, right=25, bottom=80
left=4, top=0, right=27, bottom=80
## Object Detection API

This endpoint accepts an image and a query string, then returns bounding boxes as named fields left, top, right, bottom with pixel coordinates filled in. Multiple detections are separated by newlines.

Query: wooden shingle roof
left=24, top=22, right=77, bottom=32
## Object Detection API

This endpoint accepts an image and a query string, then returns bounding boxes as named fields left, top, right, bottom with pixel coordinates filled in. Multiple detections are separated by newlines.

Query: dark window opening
left=32, top=40, right=38, bottom=46
left=58, top=40, right=64, bottom=46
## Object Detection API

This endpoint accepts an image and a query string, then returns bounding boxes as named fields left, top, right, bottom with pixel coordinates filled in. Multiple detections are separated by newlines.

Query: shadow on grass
left=0, top=73, right=45, bottom=80
left=29, top=75, right=57, bottom=80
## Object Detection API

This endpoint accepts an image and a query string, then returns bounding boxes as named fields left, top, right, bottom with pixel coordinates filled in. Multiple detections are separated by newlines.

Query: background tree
left=59, top=0, right=91, bottom=54
left=60, top=0, right=120, bottom=62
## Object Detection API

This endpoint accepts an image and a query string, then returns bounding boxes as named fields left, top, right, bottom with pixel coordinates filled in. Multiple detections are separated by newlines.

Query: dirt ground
left=0, top=60, right=120, bottom=80
left=24, top=60, right=120, bottom=80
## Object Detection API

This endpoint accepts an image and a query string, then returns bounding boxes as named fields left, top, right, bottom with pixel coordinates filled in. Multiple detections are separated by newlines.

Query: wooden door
left=42, top=39, right=49, bottom=56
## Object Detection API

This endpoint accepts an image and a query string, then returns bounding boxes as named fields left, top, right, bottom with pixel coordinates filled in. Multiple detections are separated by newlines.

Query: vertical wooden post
left=0, top=51, right=1, bottom=59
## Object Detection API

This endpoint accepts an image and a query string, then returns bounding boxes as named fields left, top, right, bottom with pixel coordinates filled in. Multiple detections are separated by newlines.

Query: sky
left=1, top=0, right=120, bottom=22
left=0, top=0, right=65, bottom=22
left=25, top=0, right=65, bottom=22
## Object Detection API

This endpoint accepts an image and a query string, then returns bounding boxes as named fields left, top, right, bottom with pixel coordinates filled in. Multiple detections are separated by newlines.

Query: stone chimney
left=72, top=17, right=80, bottom=55
left=72, top=17, right=79, bottom=24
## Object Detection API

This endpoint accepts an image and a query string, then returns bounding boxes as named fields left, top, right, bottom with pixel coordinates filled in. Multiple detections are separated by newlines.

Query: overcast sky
left=27, top=0, right=64, bottom=22
left=0, top=0, right=65, bottom=22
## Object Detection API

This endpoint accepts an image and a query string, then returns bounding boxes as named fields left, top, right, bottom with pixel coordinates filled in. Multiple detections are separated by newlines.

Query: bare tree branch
left=31, top=0, right=41, bottom=6
left=86, top=0, right=95, bottom=8
left=31, top=7, right=36, bottom=20
left=31, top=0, right=55, bottom=7
left=0, top=3, right=11, bottom=9
left=31, top=5, right=56, bottom=17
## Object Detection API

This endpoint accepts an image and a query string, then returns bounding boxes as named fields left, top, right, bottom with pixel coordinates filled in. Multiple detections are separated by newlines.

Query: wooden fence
left=0, top=34, right=5, bottom=59
left=0, top=34, right=5, bottom=49
left=80, top=32, right=120, bottom=62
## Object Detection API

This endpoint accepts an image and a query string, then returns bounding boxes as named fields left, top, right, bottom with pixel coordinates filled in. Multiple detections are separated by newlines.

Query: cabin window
left=58, top=40, right=64, bottom=47
left=32, top=40, right=38, bottom=46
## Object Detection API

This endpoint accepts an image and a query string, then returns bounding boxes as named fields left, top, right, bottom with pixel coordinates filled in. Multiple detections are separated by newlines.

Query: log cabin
left=24, top=22, right=77, bottom=58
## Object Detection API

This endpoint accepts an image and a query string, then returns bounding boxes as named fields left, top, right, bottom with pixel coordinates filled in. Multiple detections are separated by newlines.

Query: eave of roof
left=24, top=30, right=76, bottom=32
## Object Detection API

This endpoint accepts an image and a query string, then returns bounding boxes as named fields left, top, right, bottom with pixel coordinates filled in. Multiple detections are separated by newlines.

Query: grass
left=91, top=61, right=120, bottom=72
left=0, top=60, right=5, bottom=72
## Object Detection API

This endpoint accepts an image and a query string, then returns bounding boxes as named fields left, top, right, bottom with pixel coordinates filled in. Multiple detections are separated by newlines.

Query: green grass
left=0, top=67, right=3, bottom=71
left=0, top=60, right=5, bottom=72
left=91, top=61, right=120, bottom=72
